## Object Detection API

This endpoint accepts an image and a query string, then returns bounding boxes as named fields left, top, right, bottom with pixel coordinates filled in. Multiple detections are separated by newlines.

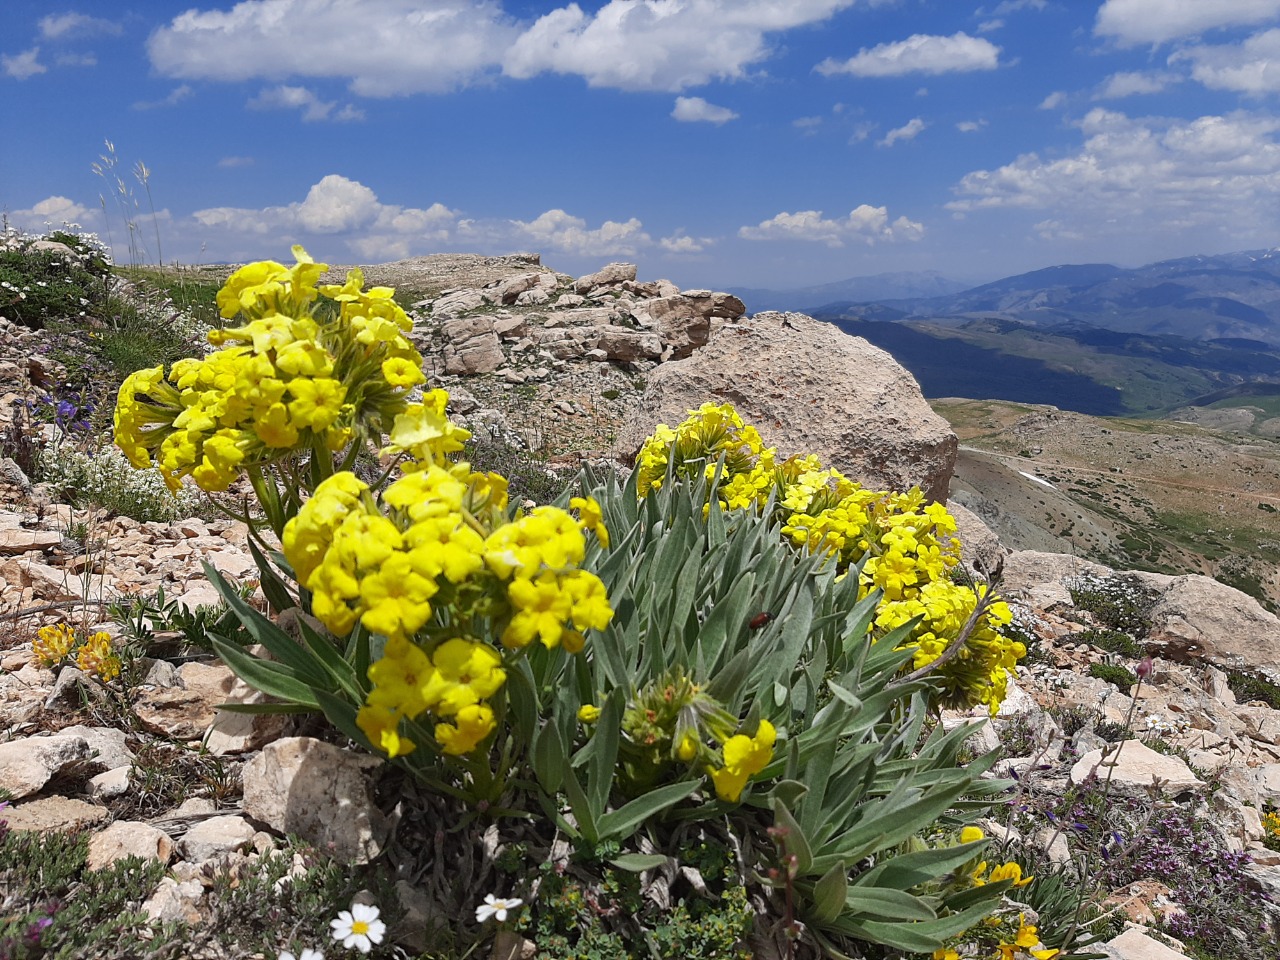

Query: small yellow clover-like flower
left=709, top=719, right=777, bottom=803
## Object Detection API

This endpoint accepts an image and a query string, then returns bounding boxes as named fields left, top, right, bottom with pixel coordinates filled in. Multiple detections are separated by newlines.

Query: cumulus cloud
left=506, top=209, right=651, bottom=256
left=217, top=156, right=255, bottom=168
left=192, top=175, right=459, bottom=251
left=2, top=48, right=47, bottom=80
left=149, top=0, right=521, bottom=95
left=248, top=85, right=365, bottom=122
left=671, top=96, right=738, bottom=124
left=38, top=13, right=123, bottom=39
left=956, top=119, right=988, bottom=132
left=878, top=117, right=926, bottom=147
left=148, top=0, right=858, bottom=95
left=1095, top=70, right=1179, bottom=98
left=1039, top=90, right=1066, bottom=109
left=505, top=0, right=857, bottom=91
left=659, top=231, right=715, bottom=253
left=947, top=108, right=1280, bottom=246
left=10, top=196, right=96, bottom=232
left=1095, top=0, right=1280, bottom=46
left=738, top=205, right=924, bottom=246
left=1172, top=28, right=1280, bottom=94
left=817, top=32, right=1000, bottom=77
left=55, top=52, right=97, bottom=67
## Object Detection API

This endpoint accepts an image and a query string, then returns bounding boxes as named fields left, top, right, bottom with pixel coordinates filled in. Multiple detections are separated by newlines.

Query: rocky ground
left=3, top=250, right=1280, bottom=959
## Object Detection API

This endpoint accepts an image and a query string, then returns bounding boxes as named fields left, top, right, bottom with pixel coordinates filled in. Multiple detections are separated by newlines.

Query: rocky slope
left=2, top=252, right=1280, bottom=959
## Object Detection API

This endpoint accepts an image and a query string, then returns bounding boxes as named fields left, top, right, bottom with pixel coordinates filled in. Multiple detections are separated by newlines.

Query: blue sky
left=6, top=0, right=1280, bottom=289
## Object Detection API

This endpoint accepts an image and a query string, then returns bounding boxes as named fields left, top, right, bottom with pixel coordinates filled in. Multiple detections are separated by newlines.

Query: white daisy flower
left=475, top=893, right=524, bottom=923
left=280, top=950, right=324, bottom=960
left=329, top=902, right=386, bottom=955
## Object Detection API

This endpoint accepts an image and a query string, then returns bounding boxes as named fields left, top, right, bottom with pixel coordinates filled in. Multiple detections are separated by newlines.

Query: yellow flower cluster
left=281, top=434, right=613, bottom=759
left=32, top=624, right=121, bottom=682
left=636, top=403, right=1022, bottom=713
left=994, top=916, right=1060, bottom=960
left=114, top=246, right=426, bottom=492
left=972, top=860, right=1034, bottom=888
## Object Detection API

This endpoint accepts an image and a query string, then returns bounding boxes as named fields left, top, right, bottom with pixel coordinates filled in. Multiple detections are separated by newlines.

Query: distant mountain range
left=803, top=249, right=1280, bottom=348
left=741, top=249, right=1280, bottom=418
left=729, top=270, right=969, bottom=313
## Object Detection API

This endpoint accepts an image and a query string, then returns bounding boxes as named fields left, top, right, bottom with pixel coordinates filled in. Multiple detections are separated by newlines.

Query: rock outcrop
left=614, top=311, right=958, bottom=502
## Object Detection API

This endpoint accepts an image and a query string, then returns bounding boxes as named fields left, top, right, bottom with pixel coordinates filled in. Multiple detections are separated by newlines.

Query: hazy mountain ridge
left=819, top=248, right=1280, bottom=347
left=728, top=269, right=968, bottom=313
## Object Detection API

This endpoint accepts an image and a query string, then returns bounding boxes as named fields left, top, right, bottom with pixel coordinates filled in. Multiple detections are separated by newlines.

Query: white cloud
left=660, top=231, right=714, bottom=253
left=248, top=85, right=365, bottom=122
left=38, top=13, right=122, bottom=39
left=671, top=96, right=739, bottom=125
left=149, top=0, right=858, bottom=95
left=217, top=156, right=255, bottom=168
left=192, top=175, right=459, bottom=249
left=976, top=19, right=1004, bottom=33
left=505, top=0, right=858, bottom=91
left=878, top=117, right=926, bottom=147
left=134, top=84, right=193, bottom=110
left=738, top=205, right=924, bottom=246
left=947, top=108, right=1280, bottom=245
left=1172, top=28, right=1280, bottom=94
left=1039, top=90, right=1066, bottom=109
left=507, top=209, right=651, bottom=256
left=149, top=0, right=520, bottom=95
left=1095, top=0, right=1280, bottom=46
left=2, top=47, right=47, bottom=80
left=793, top=115, right=823, bottom=134
left=956, top=119, right=988, bottom=132
left=1095, top=70, right=1178, bottom=98
left=987, top=0, right=1045, bottom=12
left=10, top=196, right=95, bottom=232
left=817, top=32, right=1000, bottom=77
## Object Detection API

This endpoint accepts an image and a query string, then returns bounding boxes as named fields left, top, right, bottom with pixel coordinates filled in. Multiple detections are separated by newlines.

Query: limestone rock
left=1070, top=740, right=1204, bottom=796
left=0, top=527, right=59, bottom=554
left=1105, top=926, right=1188, bottom=960
left=0, top=796, right=108, bottom=833
left=442, top=316, right=504, bottom=375
left=86, top=765, right=131, bottom=799
left=595, top=329, right=664, bottom=363
left=86, top=821, right=174, bottom=870
left=1000, top=551, right=1112, bottom=605
left=1145, top=574, right=1280, bottom=672
left=574, top=262, right=636, bottom=294
left=242, top=737, right=388, bottom=864
left=134, top=661, right=236, bottom=739
left=205, top=674, right=293, bottom=755
left=0, top=733, right=90, bottom=799
left=60, top=724, right=134, bottom=770
left=947, top=501, right=1007, bottom=578
left=180, top=814, right=257, bottom=863
left=615, top=311, right=957, bottom=501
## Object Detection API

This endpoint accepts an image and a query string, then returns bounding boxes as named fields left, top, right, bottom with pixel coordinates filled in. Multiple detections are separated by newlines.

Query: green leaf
left=563, top=764, right=598, bottom=845
left=854, top=842, right=989, bottom=891
left=246, top=539, right=297, bottom=614
left=808, top=861, right=848, bottom=923
left=608, top=853, right=668, bottom=872
left=532, top=720, right=567, bottom=795
left=840, top=886, right=937, bottom=921
left=312, top=689, right=373, bottom=753
left=596, top=779, right=699, bottom=842
left=202, top=564, right=329, bottom=688
left=770, top=798, right=813, bottom=875
left=587, top=689, right=624, bottom=820
left=211, top=638, right=320, bottom=708
left=767, top=780, right=808, bottom=807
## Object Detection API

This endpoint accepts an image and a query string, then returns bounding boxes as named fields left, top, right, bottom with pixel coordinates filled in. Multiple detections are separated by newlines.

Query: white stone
left=0, top=734, right=90, bottom=799
left=1070, top=740, right=1204, bottom=795
left=181, top=814, right=257, bottom=863
left=86, top=821, right=174, bottom=870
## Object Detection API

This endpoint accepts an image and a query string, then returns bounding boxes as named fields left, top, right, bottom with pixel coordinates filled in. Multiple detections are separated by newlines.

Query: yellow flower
left=356, top=703, right=416, bottom=758
left=424, top=638, right=507, bottom=715
left=989, top=861, right=1034, bottom=887
left=381, top=356, right=425, bottom=388
left=677, top=730, right=700, bottom=762
left=933, top=950, right=960, bottom=960
left=569, top=495, right=610, bottom=548
left=435, top=703, right=496, bottom=755
left=960, top=826, right=985, bottom=844
left=578, top=704, right=601, bottom=723
left=32, top=623, right=77, bottom=667
left=709, top=719, right=776, bottom=802
left=75, top=631, right=121, bottom=682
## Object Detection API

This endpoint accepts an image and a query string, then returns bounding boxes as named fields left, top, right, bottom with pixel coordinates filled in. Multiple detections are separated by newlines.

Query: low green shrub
left=1068, top=574, right=1158, bottom=637
left=1225, top=668, right=1280, bottom=709
left=1074, top=627, right=1143, bottom=658
left=1088, top=662, right=1137, bottom=689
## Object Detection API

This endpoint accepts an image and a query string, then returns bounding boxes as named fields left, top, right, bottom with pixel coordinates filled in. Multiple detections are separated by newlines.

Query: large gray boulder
left=1145, top=574, right=1280, bottom=673
left=615, top=311, right=957, bottom=501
